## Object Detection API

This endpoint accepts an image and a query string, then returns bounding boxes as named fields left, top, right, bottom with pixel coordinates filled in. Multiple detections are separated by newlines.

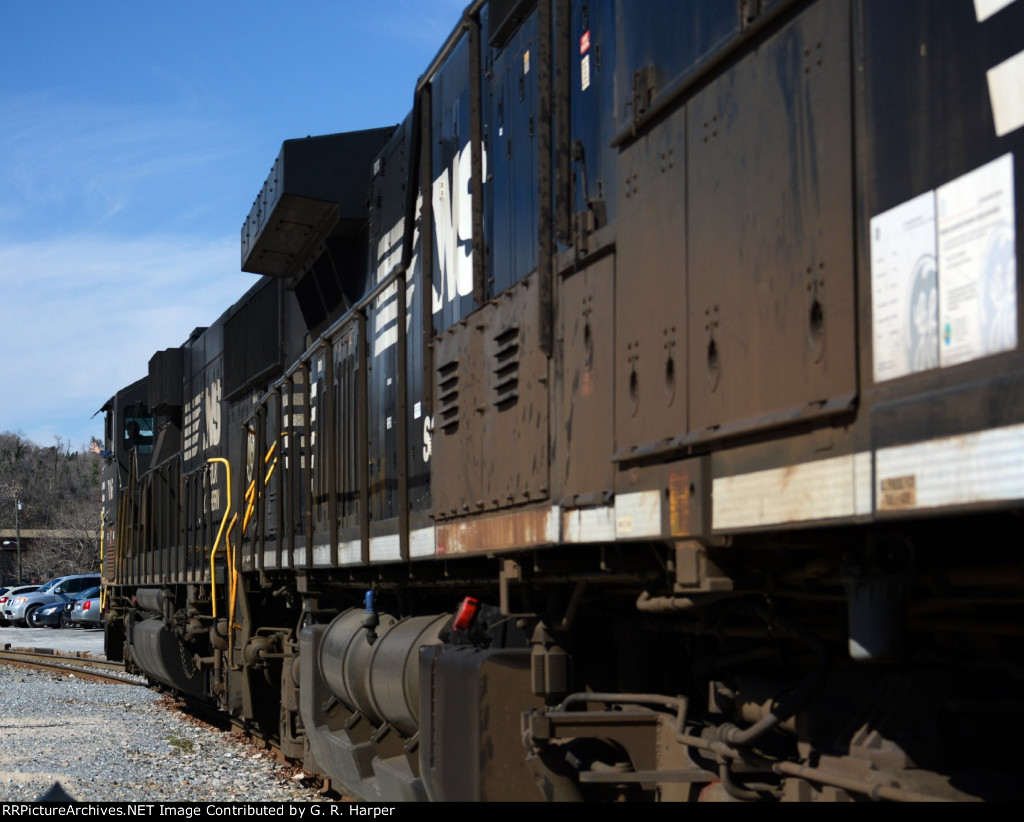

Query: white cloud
left=0, top=91, right=257, bottom=238
left=0, top=89, right=264, bottom=448
left=0, top=0, right=465, bottom=449
left=0, top=233, right=255, bottom=449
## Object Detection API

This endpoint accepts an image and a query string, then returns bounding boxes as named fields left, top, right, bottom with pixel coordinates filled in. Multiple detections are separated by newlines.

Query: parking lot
left=0, top=624, right=106, bottom=657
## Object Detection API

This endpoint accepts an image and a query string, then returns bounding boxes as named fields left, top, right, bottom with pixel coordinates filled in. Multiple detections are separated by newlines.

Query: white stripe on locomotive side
left=410, top=526, right=436, bottom=558
left=312, top=542, right=332, bottom=566
left=615, top=491, right=662, bottom=539
left=338, top=539, right=361, bottom=566
left=370, top=533, right=401, bottom=562
left=988, top=50, right=1024, bottom=137
left=713, top=452, right=873, bottom=531
left=876, top=422, right=1024, bottom=512
left=564, top=506, right=616, bottom=543
left=975, top=0, right=1018, bottom=23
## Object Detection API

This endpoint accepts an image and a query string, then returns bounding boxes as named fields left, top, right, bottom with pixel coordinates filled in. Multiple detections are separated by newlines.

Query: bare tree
left=0, top=433, right=101, bottom=582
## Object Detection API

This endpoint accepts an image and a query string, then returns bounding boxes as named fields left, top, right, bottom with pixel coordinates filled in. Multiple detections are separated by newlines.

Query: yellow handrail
left=116, top=488, right=128, bottom=581
left=262, top=441, right=278, bottom=488
left=225, top=511, right=239, bottom=665
left=207, top=457, right=232, bottom=620
left=99, top=506, right=106, bottom=613
left=226, top=512, right=239, bottom=616
left=242, top=479, right=257, bottom=533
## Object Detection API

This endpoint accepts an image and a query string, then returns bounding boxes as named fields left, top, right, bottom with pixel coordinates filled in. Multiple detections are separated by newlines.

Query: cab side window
left=123, top=414, right=155, bottom=454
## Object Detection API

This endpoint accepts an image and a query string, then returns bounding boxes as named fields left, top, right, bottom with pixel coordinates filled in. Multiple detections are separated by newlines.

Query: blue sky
left=0, top=0, right=465, bottom=450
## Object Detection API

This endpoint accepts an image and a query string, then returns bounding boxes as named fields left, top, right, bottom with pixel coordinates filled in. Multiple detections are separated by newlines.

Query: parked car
left=32, top=587, right=99, bottom=628
left=70, top=587, right=102, bottom=627
left=0, top=585, right=40, bottom=626
left=31, top=600, right=69, bottom=628
left=5, top=574, right=100, bottom=627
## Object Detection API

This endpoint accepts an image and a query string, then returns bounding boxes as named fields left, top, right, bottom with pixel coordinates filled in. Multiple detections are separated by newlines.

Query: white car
left=0, top=585, right=40, bottom=626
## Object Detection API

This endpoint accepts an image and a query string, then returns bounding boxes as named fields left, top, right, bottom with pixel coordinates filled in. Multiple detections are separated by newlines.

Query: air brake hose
left=637, top=591, right=832, bottom=748
left=717, top=600, right=832, bottom=747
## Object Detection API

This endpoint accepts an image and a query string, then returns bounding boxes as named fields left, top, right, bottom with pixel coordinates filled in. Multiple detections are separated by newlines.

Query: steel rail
left=0, top=647, right=133, bottom=685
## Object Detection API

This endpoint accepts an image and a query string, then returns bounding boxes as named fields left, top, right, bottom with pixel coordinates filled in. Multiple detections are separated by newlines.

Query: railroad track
left=0, top=645, right=134, bottom=684
left=0, top=643, right=324, bottom=789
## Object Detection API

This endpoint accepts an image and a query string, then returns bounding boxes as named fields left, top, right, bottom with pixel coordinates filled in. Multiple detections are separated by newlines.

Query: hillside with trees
left=0, top=432, right=102, bottom=583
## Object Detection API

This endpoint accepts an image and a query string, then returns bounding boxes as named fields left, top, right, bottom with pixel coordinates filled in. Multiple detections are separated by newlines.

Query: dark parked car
left=33, top=587, right=100, bottom=628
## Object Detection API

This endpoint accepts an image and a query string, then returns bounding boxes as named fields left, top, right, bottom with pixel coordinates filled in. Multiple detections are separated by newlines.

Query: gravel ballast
left=0, top=666, right=330, bottom=802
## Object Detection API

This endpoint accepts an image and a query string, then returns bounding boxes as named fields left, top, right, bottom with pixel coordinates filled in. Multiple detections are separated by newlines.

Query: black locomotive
left=99, top=0, right=1024, bottom=801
